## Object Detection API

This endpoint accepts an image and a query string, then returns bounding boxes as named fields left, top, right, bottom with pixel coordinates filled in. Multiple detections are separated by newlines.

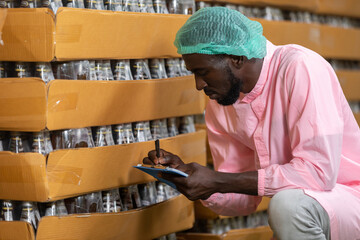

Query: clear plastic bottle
left=95, top=60, right=105, bottom=80
left=149, top=59, right=168, bottom=79
left=71, top=127, right=95, bottom=148
left=14, top=62, right=32, bottom=78
left=104, top=0, right=122, bottom=11
left=85, top=0, right=105, bottom=9
left=73, top=60, right=90, bottom=80
left=35, top=62, right=55, bottom=83
left=32, top=131, right=47, bottom=155
left=52, top=62, right=76, bottom=79
left=0, top=62, right=7, bottom=78
left=144, top=121, right=153, bottom=141
left=65, top=0, right=84, bottom=7
left=119, top=187, right=133, bottom=210
left=0, top=200, right=14, bottom=221
left=165, top=58, right=181, bottom=78
left=130, top=59, right=151, bottom=80
left=133, top=122, right=147, bottom=142
left=167, top=118, right=179, bottom=137
left=88, top=61, right=98, bottom=80
left=85, top=192, right=104, bottom=213
left=52, top=129, right=73, bottom=150
left=9, top=132, right=27, bottom=153
left=179, top=115, right=195, bottom=134
left=150, top=120, right=162, bottom=140
left=113, top=123, right=135, bottom=144
left=41, top=0, right=63, bottom=14
left=153, top=0, right=168, bottom=13
left=94, top=126, right=115, bottom=147
left=113, top=60, right=133, bottom=80
left=20, top=202, right=41, bottom=231
left=102, top=60, right=114, bottom=80
left=102, top=189, right=124, bottom=213
left=123, top=0, right=138, bottom=12
left=159, top=118, right=169, bottom=138
left=20, top=0, right=41, bottom=8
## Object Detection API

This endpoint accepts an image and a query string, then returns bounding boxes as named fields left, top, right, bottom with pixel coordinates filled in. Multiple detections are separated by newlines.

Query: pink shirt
left=202, top=41, right=360, bottom=239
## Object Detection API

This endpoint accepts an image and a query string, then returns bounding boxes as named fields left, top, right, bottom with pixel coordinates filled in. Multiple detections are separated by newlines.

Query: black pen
left=155, top=139, right=160, bottom=158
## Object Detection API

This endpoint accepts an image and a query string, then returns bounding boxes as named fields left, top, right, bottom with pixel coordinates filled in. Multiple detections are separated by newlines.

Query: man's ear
left=229, top=55, right=245, bottom=69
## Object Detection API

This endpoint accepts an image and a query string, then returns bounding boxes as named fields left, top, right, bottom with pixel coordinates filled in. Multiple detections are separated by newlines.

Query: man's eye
left=195, top=70, right=208, bottom=76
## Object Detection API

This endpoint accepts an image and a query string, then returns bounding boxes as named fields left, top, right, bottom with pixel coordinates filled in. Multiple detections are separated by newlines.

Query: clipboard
left=133, top=165, right=188, bottom=189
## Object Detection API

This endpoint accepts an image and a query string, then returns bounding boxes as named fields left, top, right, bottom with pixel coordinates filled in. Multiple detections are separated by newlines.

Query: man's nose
left=195, top=76, right=207, bottom=91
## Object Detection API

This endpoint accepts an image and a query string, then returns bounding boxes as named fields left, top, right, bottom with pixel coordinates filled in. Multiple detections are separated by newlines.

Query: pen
left=155, top=139, right=160, bottom=158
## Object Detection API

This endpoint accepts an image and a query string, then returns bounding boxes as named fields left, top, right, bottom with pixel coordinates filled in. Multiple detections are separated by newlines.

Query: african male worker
left=143, top=7, right=360, bottom=240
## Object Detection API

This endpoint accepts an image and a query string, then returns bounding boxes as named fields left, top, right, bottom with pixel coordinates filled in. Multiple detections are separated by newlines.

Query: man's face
left=182, top=54, right=243, bottom=106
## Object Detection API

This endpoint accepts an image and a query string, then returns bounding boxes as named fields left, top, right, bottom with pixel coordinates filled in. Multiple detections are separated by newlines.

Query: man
left=143, top=7, right=360, bottom=240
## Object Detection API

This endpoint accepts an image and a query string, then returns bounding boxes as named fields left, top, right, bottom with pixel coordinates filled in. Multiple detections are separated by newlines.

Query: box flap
left=337, top=70, right=360, bottom=101
left=0, top=221, right=35, bottom=240
left=46, top=76, right=205, bottom=130
left=55, top=8, right=188, bottom=60
left=47, top=130, right=206, bottom=200
left=0, top=152, right=48, bottom=202
left=0, top=78, right=47, bottom=132
left=36, top=195, right=194, bottom=240
left=0, top=8, right=55, bottom=62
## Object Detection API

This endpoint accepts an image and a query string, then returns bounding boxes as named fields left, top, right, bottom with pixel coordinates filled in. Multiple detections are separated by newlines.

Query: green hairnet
left=174, top=7, right=267, bottom=59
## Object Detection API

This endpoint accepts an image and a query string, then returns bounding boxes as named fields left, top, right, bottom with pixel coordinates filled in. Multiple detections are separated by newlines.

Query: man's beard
left=216, top=67, right=242, bottom=106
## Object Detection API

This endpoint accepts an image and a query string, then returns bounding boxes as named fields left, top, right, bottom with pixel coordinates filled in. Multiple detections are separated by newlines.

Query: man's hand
left=143, top=149, right=259, bottom=200
left=143, top=149, right=219, bottom=201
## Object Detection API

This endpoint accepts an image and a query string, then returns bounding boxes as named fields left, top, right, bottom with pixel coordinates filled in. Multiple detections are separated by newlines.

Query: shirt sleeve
left=202, top=100, right=262, bottom=216
left=258, top=53, right=344, bottom=197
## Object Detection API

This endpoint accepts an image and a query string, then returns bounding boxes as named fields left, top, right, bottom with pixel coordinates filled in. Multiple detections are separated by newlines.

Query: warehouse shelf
left=194, top=197, right=270, bottom=220
left=0, top=130, right=206, bottom=202
left=0, top=76, right=205, bottom=131
left=0, top=195, right=194, bottom=240
left=178, top=226, right=273, bottom=240
left=258, top=19, right=360, bottom=60
left=0, top=8, right=188, bottom=62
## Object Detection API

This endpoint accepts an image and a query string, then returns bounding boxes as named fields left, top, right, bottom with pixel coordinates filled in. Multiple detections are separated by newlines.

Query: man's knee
left=268, top=189, right=304, bottom=226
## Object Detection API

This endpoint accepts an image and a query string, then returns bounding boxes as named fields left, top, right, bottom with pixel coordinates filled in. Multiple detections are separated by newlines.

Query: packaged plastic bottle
left=94, top=126, right=115, bottom=147
left=0, top=200, right=14, bottom=221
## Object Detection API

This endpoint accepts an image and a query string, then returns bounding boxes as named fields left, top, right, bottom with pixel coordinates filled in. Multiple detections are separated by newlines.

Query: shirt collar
left=239, top=41, right=276, bottom=104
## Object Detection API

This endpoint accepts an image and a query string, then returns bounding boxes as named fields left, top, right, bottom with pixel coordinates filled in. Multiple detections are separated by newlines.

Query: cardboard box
left=178, top=226, right=273, bottom=240
left=0, top=8, right=55, bottom=62
left=317, top=0, right=360, bottom=18
left=0, top=130, right=206, bottom=202
left=337, top=70, right=360, bottom=101
left=194, top=197, right=270, bottom=220
left=1, top=8, right=360, bottom=62
left=200, top=0, right=316, bottom=11
left=55, top=8, right=188, bottom=60
left=0, top=9, right=7, bottom=36
left=0, top=75, right=205, bottom=131
left=0, top=8, right=188, bottom=62
left=258, top=19, right=360, bottom=60
left=0, top=195, right=194, bottom=240
left=354, top=113, right=360, bottom=127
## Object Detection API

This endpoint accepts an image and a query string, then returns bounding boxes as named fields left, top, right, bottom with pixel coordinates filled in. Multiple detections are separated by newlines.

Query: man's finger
left=143, top=157, right=156, bottom=165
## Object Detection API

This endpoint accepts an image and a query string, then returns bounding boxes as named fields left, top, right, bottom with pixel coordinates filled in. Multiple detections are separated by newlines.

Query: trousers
left=268, top=189, right=331, bottom=240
